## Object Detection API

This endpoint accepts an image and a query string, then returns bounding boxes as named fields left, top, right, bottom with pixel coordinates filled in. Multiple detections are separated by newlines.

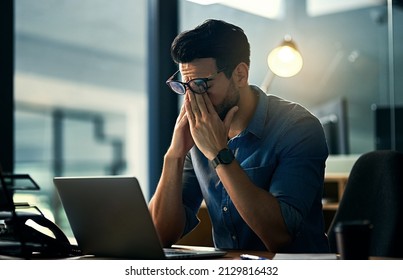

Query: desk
left=171, top=244, right=273, bottom=260
left=221, top=251, right=397, bottom=260
left=173, top=245, right=338, bottom=260
left=223, top=250, right=274, bottom=260
left=2, top=251, right=397, bottom=260
left=214, top=251, right=338, bottom=260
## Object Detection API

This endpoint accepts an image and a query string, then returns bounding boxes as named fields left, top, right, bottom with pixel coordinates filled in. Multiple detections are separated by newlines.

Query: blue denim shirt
left=181, top=86, right=329, bottom=253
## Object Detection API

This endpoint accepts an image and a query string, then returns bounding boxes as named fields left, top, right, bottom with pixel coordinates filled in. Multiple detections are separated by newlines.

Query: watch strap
left=212, top=156, right=221, bottom=169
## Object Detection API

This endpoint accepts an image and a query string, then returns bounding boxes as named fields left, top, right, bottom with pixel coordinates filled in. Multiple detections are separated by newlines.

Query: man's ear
left=232, top=62, right=249, bottom=87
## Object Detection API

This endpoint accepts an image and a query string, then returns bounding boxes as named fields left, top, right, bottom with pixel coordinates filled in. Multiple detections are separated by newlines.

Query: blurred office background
left=2, top=0, right=402, bottom=237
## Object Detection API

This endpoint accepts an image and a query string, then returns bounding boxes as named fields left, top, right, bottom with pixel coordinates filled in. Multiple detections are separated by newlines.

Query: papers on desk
left=273, top=253, right=338, bottom=260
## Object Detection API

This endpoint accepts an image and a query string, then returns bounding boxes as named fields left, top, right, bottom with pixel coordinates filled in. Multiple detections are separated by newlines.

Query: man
left=149, top=19, right=329, bottom=253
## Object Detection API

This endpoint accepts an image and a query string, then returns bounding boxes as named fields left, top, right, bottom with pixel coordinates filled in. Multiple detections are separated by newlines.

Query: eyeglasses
left=166, top=69, right=225, bottom=95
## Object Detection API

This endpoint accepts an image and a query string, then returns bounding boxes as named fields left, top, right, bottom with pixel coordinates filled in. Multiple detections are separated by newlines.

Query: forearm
left=149, top=152, right=187, bottom=246
left=215, top=160, right=292, bottom=252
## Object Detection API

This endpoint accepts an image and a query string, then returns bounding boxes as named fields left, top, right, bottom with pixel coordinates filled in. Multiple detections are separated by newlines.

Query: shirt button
left=223, top=206, right=228, bottom=212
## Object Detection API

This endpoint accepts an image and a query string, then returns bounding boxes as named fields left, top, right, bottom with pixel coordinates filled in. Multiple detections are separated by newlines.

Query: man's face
left=179, top=58, right=240, bottom=120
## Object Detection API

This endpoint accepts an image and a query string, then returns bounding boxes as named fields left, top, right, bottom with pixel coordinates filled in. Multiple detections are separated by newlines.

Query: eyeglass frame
left=165, top=68, right=226, bottom=95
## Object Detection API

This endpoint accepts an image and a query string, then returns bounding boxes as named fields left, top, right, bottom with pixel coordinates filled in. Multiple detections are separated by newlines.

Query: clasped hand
left=169, top=92, right=238, bottom=160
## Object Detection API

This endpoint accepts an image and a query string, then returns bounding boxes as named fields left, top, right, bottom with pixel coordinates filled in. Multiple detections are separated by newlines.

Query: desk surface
left=173, top=245, right=338, bottom=260
left=217, top=251, right=339, bottom=260
left=0, top=242, right=372, bottom=260
left=223, top=250, right=274, bottom=260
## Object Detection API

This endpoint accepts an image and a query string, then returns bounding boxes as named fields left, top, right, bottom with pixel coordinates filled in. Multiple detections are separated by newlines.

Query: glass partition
left=14, top=0, right=148, bottom=236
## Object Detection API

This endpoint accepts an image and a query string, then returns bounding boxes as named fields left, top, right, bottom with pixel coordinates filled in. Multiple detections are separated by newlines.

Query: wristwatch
left=212, top=148, right=234, bottom=169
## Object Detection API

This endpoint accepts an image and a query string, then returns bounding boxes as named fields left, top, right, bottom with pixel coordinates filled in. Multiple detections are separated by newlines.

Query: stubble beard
left=215, top=78, right=240, bottom=121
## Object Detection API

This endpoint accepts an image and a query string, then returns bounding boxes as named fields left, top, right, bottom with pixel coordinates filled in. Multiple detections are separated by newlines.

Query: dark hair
left=170, top=19, right=250, bottom=78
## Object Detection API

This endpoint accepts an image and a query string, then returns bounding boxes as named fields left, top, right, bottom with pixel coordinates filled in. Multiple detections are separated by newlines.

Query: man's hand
left=185, top=92, right=238, bottom=160
left=167, top=100, right=195, bottom=158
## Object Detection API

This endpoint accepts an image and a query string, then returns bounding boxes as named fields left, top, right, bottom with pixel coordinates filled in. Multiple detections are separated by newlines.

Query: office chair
left=327, top=150, right=403, bottom=258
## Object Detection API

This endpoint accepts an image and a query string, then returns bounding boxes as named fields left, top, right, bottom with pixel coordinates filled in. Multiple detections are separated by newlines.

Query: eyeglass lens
left=169, top=82, right=186, bottom=94
left=168, top=79, right=208, bottom=95
left=188, top=79, right=208, bottom=93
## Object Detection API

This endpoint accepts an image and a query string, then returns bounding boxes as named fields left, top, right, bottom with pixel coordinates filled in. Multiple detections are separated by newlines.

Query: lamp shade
left=267, top=36, right=303, bottom=78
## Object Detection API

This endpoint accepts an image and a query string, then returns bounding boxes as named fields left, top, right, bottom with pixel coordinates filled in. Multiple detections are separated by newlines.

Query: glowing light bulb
left=267, top=37, right=303, bottom=78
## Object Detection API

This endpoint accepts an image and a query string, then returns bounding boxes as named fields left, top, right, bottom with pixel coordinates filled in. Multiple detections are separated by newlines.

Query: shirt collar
left=243, top=85, right=268, bottom=139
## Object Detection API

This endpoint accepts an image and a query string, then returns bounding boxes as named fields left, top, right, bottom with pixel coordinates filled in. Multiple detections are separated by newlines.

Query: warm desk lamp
left=261, top=35, right=303, bottom=93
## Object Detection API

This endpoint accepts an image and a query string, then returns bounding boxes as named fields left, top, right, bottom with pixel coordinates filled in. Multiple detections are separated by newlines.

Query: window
left=14, top=0, right=148, bottom=237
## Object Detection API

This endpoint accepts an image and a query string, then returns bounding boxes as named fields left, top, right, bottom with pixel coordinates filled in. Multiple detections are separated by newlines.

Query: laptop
left=53, top=175, right=226, bottom=259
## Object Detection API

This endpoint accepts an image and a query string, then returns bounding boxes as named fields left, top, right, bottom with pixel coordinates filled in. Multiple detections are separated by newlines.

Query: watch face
left=219, top=148, right=234, bottom=164
left=212, top=148, right=234, bottom=168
